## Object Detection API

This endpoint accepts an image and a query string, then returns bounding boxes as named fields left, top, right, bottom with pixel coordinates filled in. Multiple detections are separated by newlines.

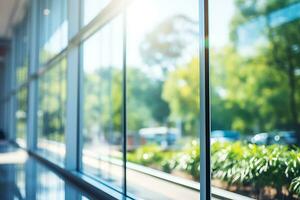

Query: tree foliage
left=227, top=0, right=300, bottom=134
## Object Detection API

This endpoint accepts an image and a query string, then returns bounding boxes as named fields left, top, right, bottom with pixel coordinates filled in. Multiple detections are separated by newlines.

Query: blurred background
left=0, top=0, right=299, bottom=200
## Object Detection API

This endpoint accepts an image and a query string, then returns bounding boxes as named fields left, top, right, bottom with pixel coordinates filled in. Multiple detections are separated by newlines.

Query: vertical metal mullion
left=9, top=34, right=17, bottom=142
left=77, top=44, right=83, bottom=171
left=6, top=54, right=10, bottom=139
left=65, top=37, right=80, bottom=170
left=0, top=65, right=3, bottom=133
left=65, top=0, right=80, bottom=171
left=199, top=0, right=210, bottom=199
left=27, top=0, right=39, bottom=151
left=122, top=0, right=127, bottom=197
left=3, top=53, right=10, bottom=135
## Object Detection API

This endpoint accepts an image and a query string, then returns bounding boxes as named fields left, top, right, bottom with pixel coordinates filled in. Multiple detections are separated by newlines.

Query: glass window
left=80, top=16, right=124, bottom=190
left=16, top=87, right=28, bottom=147
left=210, top=0, right=300, bottom=199
left=126, top=0, right=200, bottom=199
left=15, top=16, right=29, bottom=85
left=37, top=59, right=67, bottom=165
left=81, top=0, right=111, bottom=26
left=38, top=0, right=68, bottom=65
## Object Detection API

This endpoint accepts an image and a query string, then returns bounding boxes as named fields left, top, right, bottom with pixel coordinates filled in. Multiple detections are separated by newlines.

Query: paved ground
left=0, top=142, right=95, bottom=200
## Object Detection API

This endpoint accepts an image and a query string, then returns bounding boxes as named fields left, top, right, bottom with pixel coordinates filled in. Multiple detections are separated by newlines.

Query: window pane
left=81, top=0, right=111, bottom=26
left=15, top=16, right=29, bottom=85
left=16, top=88, right=28, bottom=147
left=38, top=0, right=68, bottom=65
left=126, top=0, right=200, bottom=199
left=81, top=16, right=124, bottom=190
left=37, top=60, right=67, bottom=165
left=210, top=0, right=300, bottom=199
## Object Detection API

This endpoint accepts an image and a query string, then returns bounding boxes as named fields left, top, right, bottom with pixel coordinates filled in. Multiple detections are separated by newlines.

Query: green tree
left=84, top=67, right=122, bottom=142
left=84, top=66, right=170, bottom=137
left=127, top=68, right=170, bottom=131
left=162, top=57, right=200, bottom=136
left=229, top=0, right=300, bottom=134
left=140, top=15, right=198, bottom=73
left=211, top=46, right=291, bottom=133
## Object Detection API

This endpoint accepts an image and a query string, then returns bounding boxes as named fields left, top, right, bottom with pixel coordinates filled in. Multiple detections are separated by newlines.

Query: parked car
left=250, top=131, right=298, bottom=146
left=250, top=132, right=270, bottom=145
left=269, top=131, right=298, bottom=145
left=211, top=130, right=240, bottom=143
left=139, top=127, right=180, bottom=147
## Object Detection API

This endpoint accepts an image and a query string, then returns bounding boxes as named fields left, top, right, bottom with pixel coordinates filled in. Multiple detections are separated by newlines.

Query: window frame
left=7, top=0, right=214, bottom=199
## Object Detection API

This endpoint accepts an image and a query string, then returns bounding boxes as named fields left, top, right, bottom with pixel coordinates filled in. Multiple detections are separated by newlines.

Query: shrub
left=127, top=141, right=300, bottom=197
left=211, top=142, right=300, bottom=197
left=161, top=158, right=178, bottom=173
left=290, top=177, right=300, bottom=196
left=177, top=140, right=200, bottom=180
left=127, top=144, right=164, bottom=166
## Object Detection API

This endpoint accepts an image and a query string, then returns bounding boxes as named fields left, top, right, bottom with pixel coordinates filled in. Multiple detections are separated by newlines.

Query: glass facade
left=81, top=15, right=124, bottom=189
left=210, top=1, right=300, bottom=199
left=126, top=0, right=200, bottom=199
left=81, top=0, right=111, bottom=25
left=38, top=0, right=68, bottom=65
left=1, top=0, right=300, bottom=199
left=13, top=7, right=30, bottom=147
left=15, top=16, right=29, bottom=85
left=37, top=60, right=67, bottom=165
left=16, top=88, right=28, bottom=147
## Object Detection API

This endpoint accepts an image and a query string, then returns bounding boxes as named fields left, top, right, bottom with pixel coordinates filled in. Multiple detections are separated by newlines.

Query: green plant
left=290, top=177, right=300, bottom=196
left=211, top=141, right=300, bottom=197
left=171, top=140, right=200, bottom=180
left=127, top=144, right=163, bottom=166
left=128, top=141, right=300, bottom=198
left=161, top=159, right=178, bottom=173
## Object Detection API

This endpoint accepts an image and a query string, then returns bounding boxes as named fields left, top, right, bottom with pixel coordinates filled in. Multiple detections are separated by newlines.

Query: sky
left=209, top=0, right=235, bottom=49
left=82, top=0, right=236, bottom=73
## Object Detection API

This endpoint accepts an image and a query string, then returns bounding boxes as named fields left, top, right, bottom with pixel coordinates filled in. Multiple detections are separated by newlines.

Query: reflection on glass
left=126, top=0, right=200, bottom=199
left=16, top=88, right=28, bottom=147
left=0, top=153, right=92, bottom=200
left=38, top=0, right=68, bottom=65
left=37, top=60, right=67, bottom=165
left=81, top=16, right=123, bottom=190
left=15, top=15, right=29, bottom=85
left=36, top=161, right=65, bottom=200
left=81, top=0, right=111, bottom=26
left=210, top=0, right=300, bottom=199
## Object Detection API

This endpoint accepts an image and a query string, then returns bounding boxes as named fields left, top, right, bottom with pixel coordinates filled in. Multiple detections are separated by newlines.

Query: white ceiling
left=0, top=0, right=27, bottom=39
